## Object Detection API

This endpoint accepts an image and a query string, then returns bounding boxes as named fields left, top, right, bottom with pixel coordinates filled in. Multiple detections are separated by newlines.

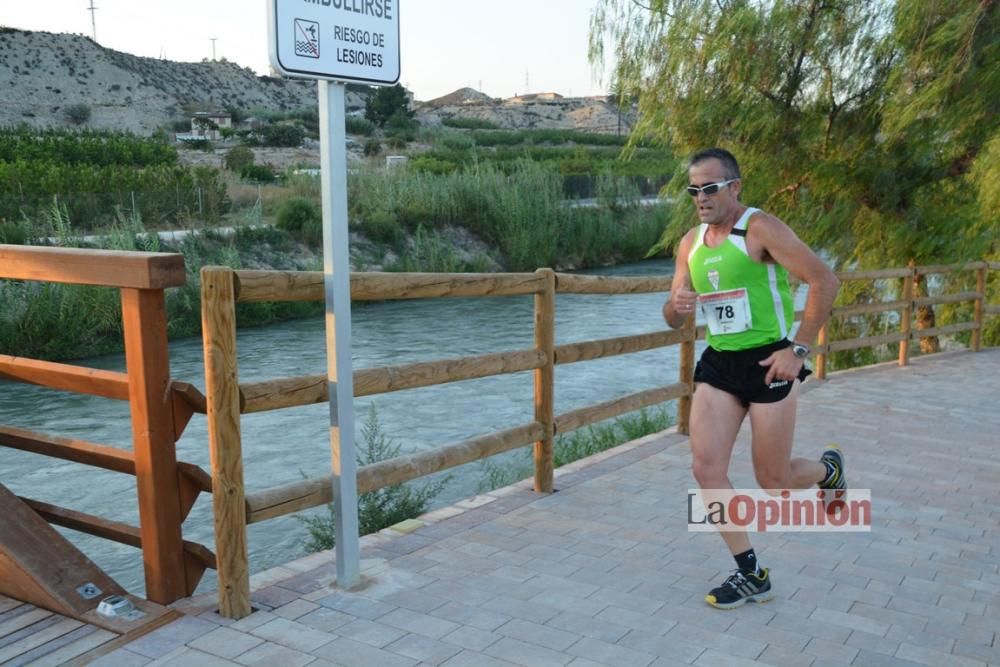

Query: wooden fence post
left=201, top=267, right=251, bottom=619
left=815, top=324, right=827, bottom=380
left=533, top=268, right=555, bottom=493
left=899, top=261, right=915, bottom=366
left=121, top=287, right=188, bottom=604
left=677, top=315, right=696, bottom=435
left=973, top=263, right=986, bottom=352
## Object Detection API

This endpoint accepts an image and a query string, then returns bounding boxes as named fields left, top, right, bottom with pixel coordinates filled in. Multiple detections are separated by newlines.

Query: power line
left=86, top=0, right=98, bottom=42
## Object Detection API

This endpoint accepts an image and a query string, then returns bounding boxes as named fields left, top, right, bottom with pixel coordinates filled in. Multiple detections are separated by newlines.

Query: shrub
left=364, top=84, right=413, bottom=128
left=346, top=116, right=376, bottom=136
left=239, top=164, right=275, bottom=183
left=363, top=137, right=381, bottom=156
left=260, top=123, right=305, bottom=147
left=223, top=146, right=255, bottom=172
left=275, top=196, right=321, bottom=243
left=299, top=405, right=449, bottom=551
left=442, top=117, right=500, bottom=130
left=64, top=104, right=91, bottom=125
left=358, top=209, right=403, bottom=246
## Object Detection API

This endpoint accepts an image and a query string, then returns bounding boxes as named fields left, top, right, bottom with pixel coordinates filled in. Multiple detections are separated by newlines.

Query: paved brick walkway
left=87, top=350, right=999, bottom=666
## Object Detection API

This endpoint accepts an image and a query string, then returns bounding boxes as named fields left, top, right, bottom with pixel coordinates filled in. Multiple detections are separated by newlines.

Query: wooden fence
left=0, top=245, right=997, bottom=621
left=0, top=245, right=216, bottom=606
left=200, top=259, right=999, bottom=618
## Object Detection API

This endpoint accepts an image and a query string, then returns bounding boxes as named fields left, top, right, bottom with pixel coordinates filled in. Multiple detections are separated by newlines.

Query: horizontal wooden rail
left=0, top=425, right=134, bottom=474
left=245, top=421, right=545, bottom=523
left=835, top=268, right=911, bottom=280
left=22, top=498, right=217, bottom=574
left=915, top=261, right=987, bottom=276
left=234, top=270, right=545, bottom=303
left=989, top=262, right=1000, bottom=271
left=0, top=245, right=185, bottom=289
left=986, top=304, right=1000, bottom=315
left=554, top=330, right=687, bottom=365
left=824, top=332, right=907, bottom=353
left=555, top=273, right=672, bottom=294
left=0, top=355, right=129, bottom=400
left=912, top=291, right=981, bottom=307
left=911, top=321, right=978, bottom=338
left=832, top=300, right=909, bottom=317
left=554, top=383, right=689, bottom=435
left=0, top=425, right=213, bottom=496
left=240, top=348, right=546, bottom=413
left=355, top=349, right=545, bottom=397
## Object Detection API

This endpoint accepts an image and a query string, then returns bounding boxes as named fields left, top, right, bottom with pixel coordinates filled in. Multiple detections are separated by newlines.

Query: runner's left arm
left=751, top=214, right=839, bottom=347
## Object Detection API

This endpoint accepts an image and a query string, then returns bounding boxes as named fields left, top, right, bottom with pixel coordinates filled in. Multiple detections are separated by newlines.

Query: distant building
left=177, top=111, right=232, bottom=142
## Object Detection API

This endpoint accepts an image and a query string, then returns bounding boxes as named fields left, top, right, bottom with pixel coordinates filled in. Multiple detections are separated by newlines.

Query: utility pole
left=524, top=70, right=529, bottom=94
left=210, top=38, right=218, bottom=61
left=87, top=0, right=98, bottom=42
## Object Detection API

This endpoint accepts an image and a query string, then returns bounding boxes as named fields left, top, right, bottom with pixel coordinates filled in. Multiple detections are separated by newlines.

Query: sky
left=2, top=0, right=612, bottom=101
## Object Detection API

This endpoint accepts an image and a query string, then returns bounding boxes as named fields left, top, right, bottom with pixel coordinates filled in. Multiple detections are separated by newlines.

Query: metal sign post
left=268, top=0, right=400, bottom=590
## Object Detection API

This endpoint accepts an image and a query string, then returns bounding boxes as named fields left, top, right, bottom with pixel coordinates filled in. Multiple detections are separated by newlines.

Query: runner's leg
left=748, top=381, right=826, bottom=490
left=690, top=382, right=750, bottom=556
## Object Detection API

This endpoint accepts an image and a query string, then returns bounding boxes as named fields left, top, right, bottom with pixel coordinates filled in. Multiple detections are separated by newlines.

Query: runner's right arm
left=663, top=229, right=699, bottom=329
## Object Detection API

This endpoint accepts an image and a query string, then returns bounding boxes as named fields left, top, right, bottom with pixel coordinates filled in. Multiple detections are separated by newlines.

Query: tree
left=590, top=0, right=1000, bottom=349
left=364, top=84, right=414, bottom=128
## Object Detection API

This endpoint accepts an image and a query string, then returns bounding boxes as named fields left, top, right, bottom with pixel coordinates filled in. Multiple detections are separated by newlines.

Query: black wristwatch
left=789, top=340, right=811, bottom=359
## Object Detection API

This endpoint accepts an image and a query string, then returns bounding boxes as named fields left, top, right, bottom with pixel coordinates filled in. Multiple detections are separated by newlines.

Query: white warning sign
left=268, top=0, right=401, bottom=85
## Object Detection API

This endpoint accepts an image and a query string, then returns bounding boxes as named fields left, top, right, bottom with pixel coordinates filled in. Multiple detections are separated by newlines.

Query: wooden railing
left=813, top=261, right=997, bottom=378
left=1, top=246, right=995, bottom=619
left=0, top=245, right=215, bottom=605
left=201, top=259, right=1000, bottom=618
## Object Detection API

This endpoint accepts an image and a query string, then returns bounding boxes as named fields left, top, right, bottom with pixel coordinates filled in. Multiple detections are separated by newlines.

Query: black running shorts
left=693, top=338, right=811, bottom=407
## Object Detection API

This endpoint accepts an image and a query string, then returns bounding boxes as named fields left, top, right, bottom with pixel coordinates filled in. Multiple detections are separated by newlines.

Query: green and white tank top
left=686, top=207, right=794, bottom=351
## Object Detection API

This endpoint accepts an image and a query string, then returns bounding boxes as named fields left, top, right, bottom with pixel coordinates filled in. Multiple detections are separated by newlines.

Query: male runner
left=663, top=148, right=845, bottom=609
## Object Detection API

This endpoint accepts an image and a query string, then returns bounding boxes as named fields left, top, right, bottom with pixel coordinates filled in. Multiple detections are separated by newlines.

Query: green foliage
left=0, top=126, right=177, bottom=167
left=363, top=137, right=381, bottom=156
left=299, top=404, right=450, bottom=552
left=260, top=123, right=305, bottom=147
left=364, top=84, right=414, bottom=128
left=479, top=407, right=673, bottom=491
left=442, top=117, right=500, bottom=130
left=63, top=104, right=91, bottom=126
left=347, top=160, right=669, bottom=270
left=223, top=146, right=255, bottom=172
left=239, top=164, right=276, bottom=184
left=590, top=0, right=1000, bottom=274
left=0, top=160, right=230, bottom=228
left=346, top=116, right=376, bottom=136
left=275, top=196, right=321, bottom=244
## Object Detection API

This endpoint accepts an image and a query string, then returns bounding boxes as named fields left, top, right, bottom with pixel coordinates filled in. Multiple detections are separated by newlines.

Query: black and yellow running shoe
left=705, top=568, right=773, bottom=609
left=819, top=445, right=846, bottom=491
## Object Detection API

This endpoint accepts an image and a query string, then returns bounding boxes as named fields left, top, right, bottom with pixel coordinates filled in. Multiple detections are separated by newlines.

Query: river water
left=1, top=258, right=722, bottom=595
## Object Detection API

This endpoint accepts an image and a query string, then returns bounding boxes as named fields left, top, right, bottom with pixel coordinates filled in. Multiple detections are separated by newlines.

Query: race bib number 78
left=699, top=288, right=752, bottom=335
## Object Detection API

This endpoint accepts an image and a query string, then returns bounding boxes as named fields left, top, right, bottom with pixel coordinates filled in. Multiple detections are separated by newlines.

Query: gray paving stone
left=546, top=610, right=630, bottom=644
left=249, top=618, right=336, bottom=652
left=481, top=596, right=560, bottom=625
left=296, top=607, right=356, bottom=633
left=311, top=637, right=418, bottom=667
left=88, top=649, right=152, bottom=666
left=188, top=627, right=265, bottom=660
left=440, top=649, right=519, bottom=667
left=379, top=608, right=462, bottom=640
left=385, top=633, right=464, bottom=666
left=335, top=618, right=407, bottom=648
left=234, top=641, right=315, bottom=667
left=757, top=645, right=816, bottom=667
left=893, top=642, right=987, bottom=667
left=440, top=625, right=502, bottom=652
left=126, top=616, right=219, bottom=659
left=484, top=637, right=573, bottom=667
left=495, top=618, right=579, bottom=651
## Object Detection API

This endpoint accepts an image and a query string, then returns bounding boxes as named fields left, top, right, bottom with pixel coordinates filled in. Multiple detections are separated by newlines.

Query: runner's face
left=689, top=158, right=741, bottom=226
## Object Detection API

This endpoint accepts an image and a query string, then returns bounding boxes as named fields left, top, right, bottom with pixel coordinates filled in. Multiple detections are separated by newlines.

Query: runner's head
left=688, top=148, right=742, bottom=226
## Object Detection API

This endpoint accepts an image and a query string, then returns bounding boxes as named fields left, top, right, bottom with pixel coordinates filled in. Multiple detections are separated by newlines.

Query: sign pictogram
left=294, top=18, right=320, bottom=59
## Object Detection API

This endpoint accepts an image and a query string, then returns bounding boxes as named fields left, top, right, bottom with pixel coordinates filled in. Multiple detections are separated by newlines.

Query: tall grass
left=348, top=160, right=670, bottom=270
left=478, top=407, right=674, bottom=491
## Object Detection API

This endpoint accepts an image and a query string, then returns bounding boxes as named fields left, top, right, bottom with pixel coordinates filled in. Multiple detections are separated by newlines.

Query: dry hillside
left=0, top=28, right=366, bottom=134
left=417, top=87, right=633, bottom=133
